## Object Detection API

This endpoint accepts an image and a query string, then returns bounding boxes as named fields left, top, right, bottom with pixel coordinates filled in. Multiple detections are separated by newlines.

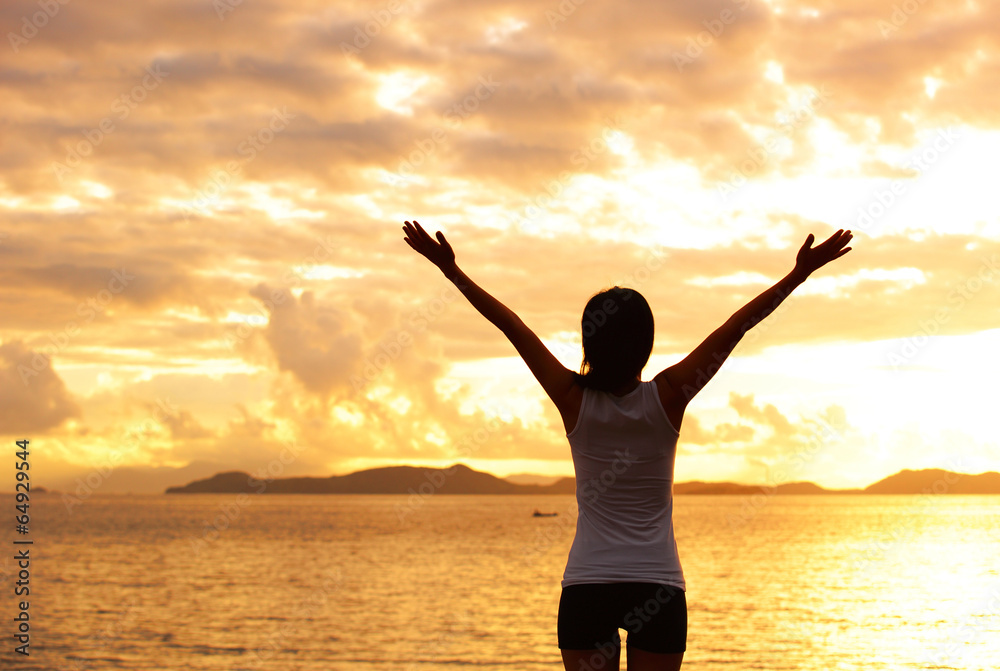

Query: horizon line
left=175, top=462, right=998, bottom=493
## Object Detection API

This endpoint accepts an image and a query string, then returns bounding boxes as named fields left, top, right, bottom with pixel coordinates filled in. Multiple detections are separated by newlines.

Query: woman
left=402, top=220, right=853, bottom=670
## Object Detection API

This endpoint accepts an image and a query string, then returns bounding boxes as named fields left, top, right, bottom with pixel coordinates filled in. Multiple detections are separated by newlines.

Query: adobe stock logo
left=51, top=65, right=169, bottom=182
left=7, top=0, right=70, bottom=53
left=852, top=128, right=961, bottom=235
left=672, top=0, right=752, bottom=72
left=339, top=0, right=408, bottom=59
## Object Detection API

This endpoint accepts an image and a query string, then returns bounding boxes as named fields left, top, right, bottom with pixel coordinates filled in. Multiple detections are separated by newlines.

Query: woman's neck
left=610, top=378, right=640, bottom=396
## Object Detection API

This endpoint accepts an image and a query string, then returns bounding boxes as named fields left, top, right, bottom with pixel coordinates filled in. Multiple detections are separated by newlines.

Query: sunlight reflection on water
left=3, top=494, right=998, bottom=670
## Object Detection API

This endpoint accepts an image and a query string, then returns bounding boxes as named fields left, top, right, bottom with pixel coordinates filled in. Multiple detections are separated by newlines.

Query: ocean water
left=2, top=493, right=998, bottom=670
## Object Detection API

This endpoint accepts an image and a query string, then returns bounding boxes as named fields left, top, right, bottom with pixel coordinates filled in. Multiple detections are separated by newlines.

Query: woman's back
left=563, top=379, right=685, bottom=590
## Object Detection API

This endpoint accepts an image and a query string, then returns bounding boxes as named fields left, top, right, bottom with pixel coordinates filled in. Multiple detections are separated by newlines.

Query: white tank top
left=562, top=379, right=686, bottom=589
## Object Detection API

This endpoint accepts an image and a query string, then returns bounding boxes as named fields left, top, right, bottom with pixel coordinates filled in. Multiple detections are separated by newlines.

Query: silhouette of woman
left=402, top=220, right=853, bottom=671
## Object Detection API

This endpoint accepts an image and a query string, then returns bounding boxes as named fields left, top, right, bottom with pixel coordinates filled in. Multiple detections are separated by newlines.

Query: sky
left=1, top=0, right=998, bottom=494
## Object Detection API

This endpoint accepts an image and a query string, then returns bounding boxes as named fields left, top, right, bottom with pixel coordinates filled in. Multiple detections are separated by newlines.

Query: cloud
left=2, top=0, right=998, bottom=486
left=249, top=284, right=364, bottom=397
left=160, top=408, right=213, bottom=440
left=0, top=0, right=992, bottom=196
left=675, top=390, right=860, bottom=486
left=728, top=392, right=794, bottom=437
left=0, top=340, right=81, bottom=434
left=681, top=414, right=755, bottom=445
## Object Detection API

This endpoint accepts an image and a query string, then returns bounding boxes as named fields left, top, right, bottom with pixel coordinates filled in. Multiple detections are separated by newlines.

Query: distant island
left=165, top=465, right=1000, bottom=495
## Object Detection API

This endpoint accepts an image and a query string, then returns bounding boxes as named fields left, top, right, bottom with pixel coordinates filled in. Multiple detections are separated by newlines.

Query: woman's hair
left=574, top=287, right=654, bottom=392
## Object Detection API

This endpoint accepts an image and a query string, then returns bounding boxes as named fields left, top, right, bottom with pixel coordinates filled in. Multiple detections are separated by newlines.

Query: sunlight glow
left=53, top=195, right=80, bottom=210
left=164, top=308, right=211, bottom=322
left=604, top=130, right=634, bottom=156
left=388, top=396, right=412, bottom=415
left=333, top=405, right=365, bottom=426
left=542, top=331, right=582, bottom=369
left=223, top=311, right=268, bottom=326
left=291, top=265, right=366, bottom=280
left=796, top=267, right=927, bottom=296
left=375, top=71, right=430, bottom=115
left=447, top=358, right=550, bottom=426
left=924, top=76, right=942, bottom=99
left=485, top=17, right=527, bottom=44
left=687, top=272, right=775, bottom=288
left=241, top=183, right=325, bottom=220
left=424, top=430, right=447, bottom=447
left=83, top=181, right=113, bottom=198
left=764, top=61, right=785, bottom=83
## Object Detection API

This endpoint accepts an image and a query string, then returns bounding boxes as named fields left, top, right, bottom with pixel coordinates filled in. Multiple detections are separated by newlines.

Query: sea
left=1, top=493, right=998, bottom=670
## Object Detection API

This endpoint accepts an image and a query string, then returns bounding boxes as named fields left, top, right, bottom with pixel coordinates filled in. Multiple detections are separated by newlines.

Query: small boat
left=533, top=510, right=559, bottom=517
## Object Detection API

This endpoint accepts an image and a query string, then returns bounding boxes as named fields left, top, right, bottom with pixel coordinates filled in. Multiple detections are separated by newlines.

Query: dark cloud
left=0, top=340, right=81, bottom=434
left=249, top=284, right=365, bottom=397
left=160, top=408, right=213, bottom=440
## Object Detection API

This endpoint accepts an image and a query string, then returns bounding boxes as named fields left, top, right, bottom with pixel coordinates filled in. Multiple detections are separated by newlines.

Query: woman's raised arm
left=402, top=220, right=578, bottom=417
left=655, top=229, right=853, bottom=407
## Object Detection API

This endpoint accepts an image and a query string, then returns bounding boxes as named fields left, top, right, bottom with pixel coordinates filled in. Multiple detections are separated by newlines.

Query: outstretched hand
left=402, top=220, right=456, bottom=274
left=794, top=229, right=853, bottom=278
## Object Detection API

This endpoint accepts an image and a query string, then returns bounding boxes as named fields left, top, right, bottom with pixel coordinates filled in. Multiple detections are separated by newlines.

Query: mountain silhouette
left=164, top=465, right=1000, bottom=495
left=863, top=468, right=1000, bottom=494
left=165, top=463, right=576, bottom=495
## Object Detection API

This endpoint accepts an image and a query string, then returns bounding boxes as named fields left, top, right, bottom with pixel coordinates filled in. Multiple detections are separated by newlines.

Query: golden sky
left=1, top=0, right=998, bottom=493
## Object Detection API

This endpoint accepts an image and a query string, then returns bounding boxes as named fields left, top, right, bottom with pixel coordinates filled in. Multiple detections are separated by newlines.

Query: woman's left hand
left=403, top=220, right=457, bottom=274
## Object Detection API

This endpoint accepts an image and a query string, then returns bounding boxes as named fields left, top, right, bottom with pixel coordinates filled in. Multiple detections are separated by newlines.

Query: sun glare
left=924, top=76, right=943, bottom=99
left=290, top=265, right=366, bottom=280
left=375, top=71, right=431, bottom=116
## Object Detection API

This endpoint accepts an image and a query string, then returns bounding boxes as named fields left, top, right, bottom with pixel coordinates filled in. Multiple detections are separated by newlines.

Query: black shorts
left=557, top=582, right=686, bottom=654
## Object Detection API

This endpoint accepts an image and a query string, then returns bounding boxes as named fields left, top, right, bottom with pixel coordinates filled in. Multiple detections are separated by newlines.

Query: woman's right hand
left=793, top=229, right=853, bottom=278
